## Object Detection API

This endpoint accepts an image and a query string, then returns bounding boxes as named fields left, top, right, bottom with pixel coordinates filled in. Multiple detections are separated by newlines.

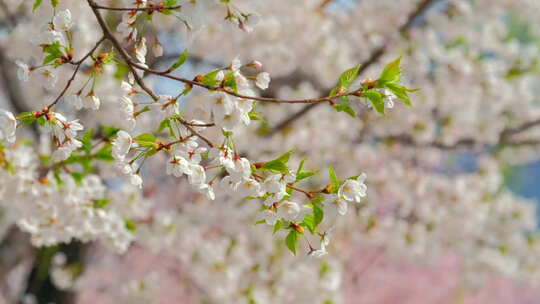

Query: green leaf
left=296, top=170, right=316, bottom=182
left=39, top=154, right=52, bottom=165
left=255, top=219, right=266, bottom=225
left=37, top=116, right=47, bottom=127
left=53, top=169, right=64, bottom=185
left=93, top=199, right=110, bottom=209
left=301, top=213, right=315, bottom=233
left=200, top=69, right=222, bottom=87
left=81, top=129, right=94, bottom=154
left=114, top=61, right=130, bottom=80
left=165, top=0, right=178, bottom=6
left=328, top=165, right=339, bottom=185
left=50, top=0, right=59, bottom=8
left=378, top=56, right=402, bottom=85
left=157, top=119, right=170, bottom=133
left=33, top=0, right=43, bottom=12
left=223, top=72, right=238, bottom=93
left=338, top=64, right=361, bottom=89
left=261, top=150, right=294, bottom=174
left=43, top=42, right=63, bottom=65
left=248, top=111, right=264, bottom=122
left=295, top=160, right=317, bottom=182
left=178, top=86, right=192, bottom=97
left=273, top=220, right=284, bottom=234
left=296, top=158, right=306, bottom=175
left=157, top=119, right=175, bottom=137
left=169, top=49, right=189, bottom=72
left=124, top=219, right=137, bottom=232
left=275, top=150, right=294, bottom=164
left=364, top=90, right=385, bottom=114
left=261, top=161, right=289, bottom=174
left=17, top=112, right=36, bottom=125
left=385, top=83, right=418, bottom=106
left=335, top=104, right=356, bottom=118
left=71, top=172, right=85, bottom=185
left=101, top=52, right=115, bottom=65
left=285, top=230, right=299, bottom=255
left=262, top=150, right=294, bottom=174
left=313, top=203, right=324, bottom=228
left=101, top=125, right=120, bottom=138
left=134, top=133, right=156, bottom=143
left=145, top=147, right=158, bottom=157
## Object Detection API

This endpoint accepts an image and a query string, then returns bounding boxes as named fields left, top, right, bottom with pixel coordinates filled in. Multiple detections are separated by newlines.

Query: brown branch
left=181, top=121, right=215, bottom=127
left=268, top=0, right=437, bottom=135
left=131, top=62, right=364, bottom=104
left=0, top=0, right=16, bottom=27
left=91, top=4, right=182, bottom=12
left=175, top=117, right=215, bottom=148
left=47, top=36, right=106, bottom=109
left=373, top=124, right=540, bottom=151
left=88, top=0, right=159, bottom=101
left=373, top=134, right=480, bottom=150
left=500, top=118, right=540, bottom=140
left=317, top=0, right=334, bottom=11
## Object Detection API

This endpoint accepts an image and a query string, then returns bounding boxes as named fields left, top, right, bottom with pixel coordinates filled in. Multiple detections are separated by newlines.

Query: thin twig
left=88, top=0, right=159, bottom=101
left=91, top=4, right=182, bottom=12
left=176, top=117, right=215, bottom=148
left=47, top=36, right=106, bottom=109
left=131, top=62, right=363, bottom=104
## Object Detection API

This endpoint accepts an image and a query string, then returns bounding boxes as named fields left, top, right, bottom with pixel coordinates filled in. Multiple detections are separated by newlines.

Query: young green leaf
left=93, top=199, right=110, bottom=209
left=169, top=49, right=189, bottom=72
left=33, top=0, right=43, bottom=12
left=81, top=129, right=94, bottom=154
left=328, top=165, right=339, bottom=185
left=378, top=56, right=402, bottom=85
left=101, top=125, right=120, bottom=138
left=157, top=119, right=175, bottom=137
left=385, top=83, right=418, bottom=106
left=261, top=161, right=289, bottom=174
left=71, top=172, right=85, bottom=185
left=273, top=219, right=284, bottom=234
left=338, top=64, right=361, bottom=89
left=261, top=150, right=294, bottom=174
left=364, top=90, right=385, bottom=114
left=248, top=111, right=265, bottom=122
left=17, top=112, right=36, bottom=125
left=134, top=133, right=156, bottom=143
left=301, top=213, right=316, bottom=233
left=313, top=203, right=324, bottom=228
left=200, top=69, right=222, bottom=87
left=285, top=230, right=299, bottom=255
left=296, top=170, right=316, bottom=182
left=223, top=72, right=238, bottom=93
left=124, top=219, right=137, bottom=232
left=43, top=42, right=63, bottom=65
left=134, top=133, right=156, bottom=147
left=275, top=150, right=294, bottom=163
left=334, top=104, right=356, bottom=118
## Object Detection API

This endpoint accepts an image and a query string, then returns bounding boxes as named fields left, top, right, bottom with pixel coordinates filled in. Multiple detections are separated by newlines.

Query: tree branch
left=47, top=36, right=106, bottom=109
left=91, top=4, right=182, bottom=12
left=88, top=0, right=159, bottom=101
left=267, top=0, right=437, bottom=135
